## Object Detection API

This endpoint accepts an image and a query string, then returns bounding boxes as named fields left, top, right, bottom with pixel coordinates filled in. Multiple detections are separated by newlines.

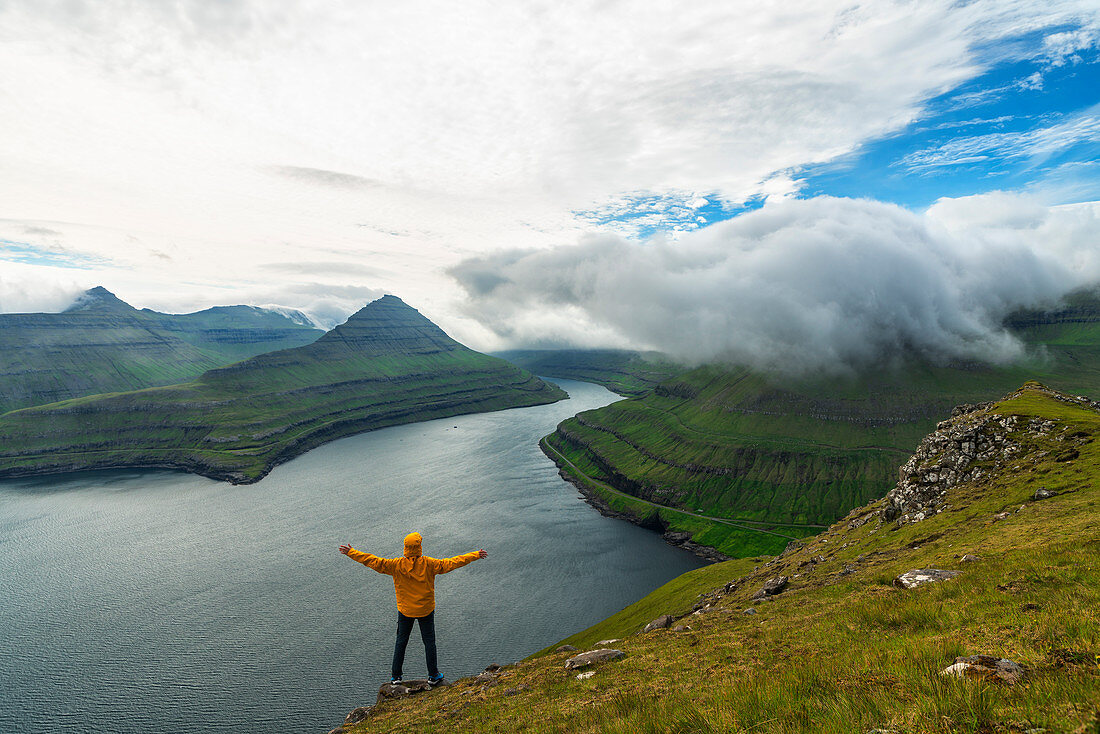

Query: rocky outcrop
left=564, top=649, right=625, bottom=669
left=940, top=655, right=1025, bottom=684
left=893, top=568, right=960, bottom=589
left=752, top=576, right=789, bottom=599
left=642, top=615, right=674, bottom=633
left=881, top=382, right=1096, bottom=526
left=882, top=402, right=1020, bottom=524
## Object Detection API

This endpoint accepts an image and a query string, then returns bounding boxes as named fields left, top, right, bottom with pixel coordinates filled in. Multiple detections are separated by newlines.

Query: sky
left=1, top=0, right=1099, bottom=368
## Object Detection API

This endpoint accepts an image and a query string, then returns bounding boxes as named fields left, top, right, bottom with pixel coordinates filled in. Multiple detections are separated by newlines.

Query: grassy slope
left=543, top=314, right=1100, bottom=557
left=0, top=296, right=564, bottom=483
left=341, top=383, right=1100, bottom=734
left=495, top=349, right=685, bottom=398
left=0, top=287, right=322, bottom=413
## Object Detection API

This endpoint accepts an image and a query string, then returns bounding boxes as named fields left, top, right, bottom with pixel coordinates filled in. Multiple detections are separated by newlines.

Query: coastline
left=541, top=440, right=729, bottom=563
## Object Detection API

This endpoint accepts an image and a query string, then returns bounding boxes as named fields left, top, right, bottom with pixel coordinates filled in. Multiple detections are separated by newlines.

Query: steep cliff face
left=0, top=287, right=322, bottom=414
left=0, top=295, right=565, bottom=483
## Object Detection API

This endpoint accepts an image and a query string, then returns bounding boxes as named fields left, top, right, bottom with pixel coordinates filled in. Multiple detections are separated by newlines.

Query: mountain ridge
left=0, top=294, right=565, bottom=483
left=0, top=286, right=323, bottom=414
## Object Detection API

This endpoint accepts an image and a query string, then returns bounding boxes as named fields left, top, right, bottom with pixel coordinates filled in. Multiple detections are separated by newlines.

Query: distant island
left=0, top=294, right=565, bottom=483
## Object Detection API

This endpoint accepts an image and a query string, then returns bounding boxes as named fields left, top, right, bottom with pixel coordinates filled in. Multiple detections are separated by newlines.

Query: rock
left=893, top=568, right=960, bottom=589
left=575, top=671, right=596, bottom=680
left=1033, top=487, right=1057, bottom=500
left=881, top=404, right=1022, bottom=525
left=503, top=685, right=528, bottom=696
left=960, top=554, right=981, bottom=562
left=752, top=576, right=789, bottom=599
left=670, top=625, right=691, bottom=632
left=993, top=511, right=1012, bottom=520
left=556, top=645, right=577, bottom=653
left=594, top=638, right=621, bottom=646
left=344, top=706, right=373, bottom=724
left=564, top=649, right=625, bottom=670
left=484, top=663, right=503, bottom=673
left=328, top=728, right=346, bottom=734
left=940, top=654, right=1025, bottom=684
left=642, top=615, right=674, bottom=633
left=377, top=679, right=435, bottom=703
left=742, top=608, right=758, bottom=615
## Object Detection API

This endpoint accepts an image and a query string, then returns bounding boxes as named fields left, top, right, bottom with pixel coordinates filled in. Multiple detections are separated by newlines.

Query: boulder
left=1033, top=487, right=1057, bottom=501
left=594, top=638, right=621, bottom=646
left=742, top=608, right=758, bottom=615
left=940, top=654, right=1025, bottom=684
left=671, top=625, right=691, bottom=632
left=555, top=645, right=577, bottom=653
left=893, top=568, right=960, bottom=589
left=752, top=576, right=789, bottom=599
left=344, top=706, right=373, bottom=724
left=960, top=554, right=981, bottom=563
left=564, top=649, right=625, bottom=670
left=643, top=615, right=674, bottom=633
left=575, top=671, right=596, bottom=681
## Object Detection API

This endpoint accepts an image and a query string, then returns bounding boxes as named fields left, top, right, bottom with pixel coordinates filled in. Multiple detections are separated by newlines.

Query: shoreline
left=541, top=440, right=729, bottom=563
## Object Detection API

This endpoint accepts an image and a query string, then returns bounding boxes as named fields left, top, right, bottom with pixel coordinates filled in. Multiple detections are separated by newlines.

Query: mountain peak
left=64, top=286, right=133, bottom=313
left=318, top=295, right=463, bottom=355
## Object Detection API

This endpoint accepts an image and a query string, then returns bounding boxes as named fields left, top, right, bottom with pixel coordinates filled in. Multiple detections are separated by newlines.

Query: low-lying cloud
left=450, top=194, right=1100, bottom=374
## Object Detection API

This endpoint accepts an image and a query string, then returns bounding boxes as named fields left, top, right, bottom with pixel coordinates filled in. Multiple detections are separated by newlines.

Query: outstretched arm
left=339, top=543, right=400, bottom=574
left=435, top=548, right=486, bottom=573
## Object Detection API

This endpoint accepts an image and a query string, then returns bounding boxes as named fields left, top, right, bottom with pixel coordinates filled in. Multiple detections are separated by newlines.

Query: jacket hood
left=403, top=532, right=423, bottom=558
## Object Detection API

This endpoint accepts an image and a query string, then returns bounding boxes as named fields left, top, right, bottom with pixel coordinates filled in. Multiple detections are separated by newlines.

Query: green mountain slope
left=0, top=295, right=565, bottom=483
left=542, top=295, right=1100, bottom=557
left=495, top=349, right=685, bottom=397
left=0, top=286, right=323, bottom=413
left=338, top=382, right=1100, bottom=734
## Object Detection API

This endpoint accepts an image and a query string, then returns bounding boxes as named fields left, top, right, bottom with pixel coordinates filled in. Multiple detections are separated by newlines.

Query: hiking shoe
left=428, top=673, right=445, bottom=685
left=390, top=677, right=403, bottom=685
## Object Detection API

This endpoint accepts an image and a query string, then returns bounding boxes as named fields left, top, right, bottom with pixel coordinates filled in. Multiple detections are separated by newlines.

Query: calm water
left=0, top=380, right=705, bottom=733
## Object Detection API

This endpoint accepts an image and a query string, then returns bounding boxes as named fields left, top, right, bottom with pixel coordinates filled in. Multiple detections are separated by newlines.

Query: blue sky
left=581, top=30, right=1100, bottom=239
left=800, top=40, right=1100, bottom=209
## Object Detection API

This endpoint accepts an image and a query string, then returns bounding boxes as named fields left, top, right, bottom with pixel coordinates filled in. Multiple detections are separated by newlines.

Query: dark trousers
left=392, top=611, right=438, bottom=679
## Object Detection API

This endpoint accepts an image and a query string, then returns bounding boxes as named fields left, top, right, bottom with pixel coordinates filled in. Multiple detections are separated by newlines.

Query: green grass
left=0, top=297, right=565, bottom=483
left=0, top=288, right=322, bottom=414
left=338, top=383, right=1100, bottom=734
left=539, top=316, right=1100, bottom=547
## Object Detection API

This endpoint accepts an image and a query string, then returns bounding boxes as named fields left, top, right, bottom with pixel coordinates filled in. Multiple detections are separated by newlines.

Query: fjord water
left=0, top=380, right=704, bottom=734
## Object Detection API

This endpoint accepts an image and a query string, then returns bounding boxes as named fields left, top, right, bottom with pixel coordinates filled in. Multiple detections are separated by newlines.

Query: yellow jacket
left=347, top=532, right=481, bottom=617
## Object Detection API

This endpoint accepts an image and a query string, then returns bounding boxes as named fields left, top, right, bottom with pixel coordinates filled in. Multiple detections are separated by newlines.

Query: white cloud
left=899, top=106, right=1100, bottom=171
left=0, top=1, right=1098, bottom=337
left=450, top=194, right=1100, bottom=373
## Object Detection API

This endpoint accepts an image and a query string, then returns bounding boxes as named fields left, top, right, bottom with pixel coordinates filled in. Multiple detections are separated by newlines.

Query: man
left=339, top=532, right=487, bottom=684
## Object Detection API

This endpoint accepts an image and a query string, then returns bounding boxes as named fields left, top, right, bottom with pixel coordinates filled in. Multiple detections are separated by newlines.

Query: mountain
left=540, top=291, right=1100, bottom=558
left=333, top=382, right=1100, bottom=733
left=0, top=286, right=323, bottom=414
left=495, top=349, right=684, bottom=398
left=0, top=295, right=566, bottom=483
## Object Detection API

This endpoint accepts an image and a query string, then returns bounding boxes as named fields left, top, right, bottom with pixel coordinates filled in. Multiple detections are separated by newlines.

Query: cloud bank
left=450, top=194, right=1100, bottom=374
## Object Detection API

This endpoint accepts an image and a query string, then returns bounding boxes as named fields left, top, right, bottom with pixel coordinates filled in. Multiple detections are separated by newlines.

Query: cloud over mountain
left=450, top=194, right=1100, bottom=373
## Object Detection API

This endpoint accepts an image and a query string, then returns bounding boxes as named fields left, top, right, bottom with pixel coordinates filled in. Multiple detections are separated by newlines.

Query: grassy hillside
left=541, top=297, right=1100, bottom=557
left=0, top=296, right=564, bottom=483
left=495, top=349, right=685, bottom=397
left=336, top=382, right=1100, bottom=734
left=0, top=286, right=322, bottom=413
